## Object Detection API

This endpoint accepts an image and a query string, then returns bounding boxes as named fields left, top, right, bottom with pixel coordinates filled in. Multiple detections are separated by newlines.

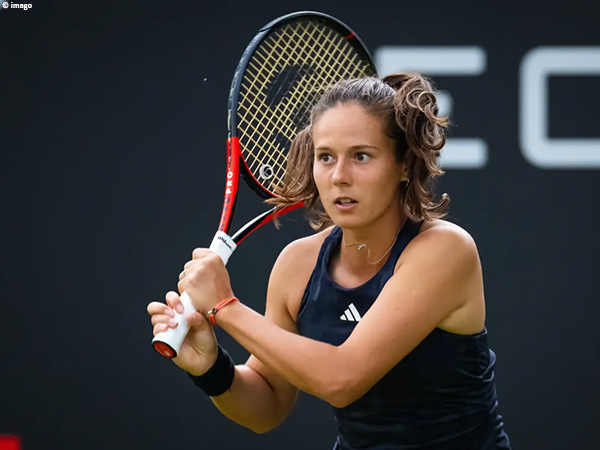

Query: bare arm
left=208, top=302, right=299, bottom=433
left=208, top=354, right=298, bottom=434
left=185, top=239, right=318, bottom=433
left=184, top=225, right=482, bottom=409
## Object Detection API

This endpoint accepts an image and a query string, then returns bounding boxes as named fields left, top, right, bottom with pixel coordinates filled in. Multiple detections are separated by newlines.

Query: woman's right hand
left=147, top=291, right=219, bottom=375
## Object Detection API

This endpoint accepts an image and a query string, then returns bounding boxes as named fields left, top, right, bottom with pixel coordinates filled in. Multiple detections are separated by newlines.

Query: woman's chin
left=330, top=215, right=365, bottom=230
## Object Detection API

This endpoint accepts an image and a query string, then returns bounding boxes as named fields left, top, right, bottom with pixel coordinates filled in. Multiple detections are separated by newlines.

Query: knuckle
left=187, top=272, right=200, bottom=286
left=207, top=252, right=221, bottom=265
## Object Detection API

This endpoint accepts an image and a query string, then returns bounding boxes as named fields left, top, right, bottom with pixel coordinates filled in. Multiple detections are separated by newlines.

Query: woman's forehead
left=312, top=103, right=390, bottom=146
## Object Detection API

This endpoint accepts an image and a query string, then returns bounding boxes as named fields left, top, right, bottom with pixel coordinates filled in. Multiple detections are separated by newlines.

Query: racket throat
left=218, top=137, right=242, bottom=234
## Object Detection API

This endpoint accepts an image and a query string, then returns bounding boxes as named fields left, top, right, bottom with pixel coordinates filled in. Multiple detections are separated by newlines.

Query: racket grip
left=207, top=231, right=237, bottom=265
left=151, top=231, right=237, bottom=358
left=152, top=291, right=195, bottom=358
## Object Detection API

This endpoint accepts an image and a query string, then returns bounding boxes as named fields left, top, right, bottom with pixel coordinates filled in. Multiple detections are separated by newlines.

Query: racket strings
left=242, top=26, right=350, bottom=174
left=244, top=24, right=358, bottom=168
left=241, top=26, right=327, bottom=177
left=236, top=19, right=374, bottom=193
left=245, top=23, right=331, bottom=135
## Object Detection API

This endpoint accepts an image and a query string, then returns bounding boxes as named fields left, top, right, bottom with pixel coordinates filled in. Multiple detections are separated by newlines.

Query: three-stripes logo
left=340, top=303, right=362, bottom=322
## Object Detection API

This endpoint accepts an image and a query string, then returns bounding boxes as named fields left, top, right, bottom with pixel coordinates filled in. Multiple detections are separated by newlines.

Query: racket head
left=228, top=11, right=377, bottom=199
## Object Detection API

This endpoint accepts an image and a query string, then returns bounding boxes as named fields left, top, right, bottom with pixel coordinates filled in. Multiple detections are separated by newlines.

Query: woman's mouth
left=335, top=197, right=358, bottom=211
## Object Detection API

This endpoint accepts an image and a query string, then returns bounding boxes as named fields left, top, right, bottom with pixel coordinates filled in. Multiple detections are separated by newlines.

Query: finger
left=184, top=259, right=201, bottom=270
left=192, top=248, right=213, bottom=260
left=178, top=270, right=186, bottom=281
left=151, top=314, right=178, bottom=328
left=147, top=301, right=174, bottom=316
left=165, top=291, right=185, bottom=314
left=153, top=322, right=170, bottom=336
left=186, top=311, right=210, bottom=328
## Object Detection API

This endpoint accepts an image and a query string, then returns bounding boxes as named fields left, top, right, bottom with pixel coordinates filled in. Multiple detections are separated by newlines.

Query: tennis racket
left=152, top=11, right=377, bottom=358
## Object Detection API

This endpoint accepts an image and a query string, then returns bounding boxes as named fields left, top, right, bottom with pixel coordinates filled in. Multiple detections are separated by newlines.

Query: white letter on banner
left=520, top=46, right=600, bottom=169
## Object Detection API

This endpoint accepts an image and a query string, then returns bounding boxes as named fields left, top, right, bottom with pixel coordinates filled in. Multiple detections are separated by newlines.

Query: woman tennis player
left=148, top=73, right=511, bottom=449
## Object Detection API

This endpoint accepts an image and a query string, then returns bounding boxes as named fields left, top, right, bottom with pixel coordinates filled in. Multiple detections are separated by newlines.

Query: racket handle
left=152, top=232, right=237, bottom=358
left=152, top=291, right=195, bottom=358
left=206, top=231, right=237, bottom=266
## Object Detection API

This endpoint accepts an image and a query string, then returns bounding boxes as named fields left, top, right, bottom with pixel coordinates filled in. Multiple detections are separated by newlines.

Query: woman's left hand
left=177, top=248, right=235, bottom=315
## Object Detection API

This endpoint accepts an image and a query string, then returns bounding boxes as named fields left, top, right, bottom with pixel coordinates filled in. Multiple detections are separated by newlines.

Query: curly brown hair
left=268, top=73, right=450, bottom=230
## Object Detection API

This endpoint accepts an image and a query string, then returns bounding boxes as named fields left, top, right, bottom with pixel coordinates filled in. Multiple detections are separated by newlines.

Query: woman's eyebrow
left=314, top=145, right=381, bottom=151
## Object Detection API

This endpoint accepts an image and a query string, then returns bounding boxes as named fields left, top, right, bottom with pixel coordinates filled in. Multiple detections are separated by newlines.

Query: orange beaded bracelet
left=208, top=297, right=239, bottom=325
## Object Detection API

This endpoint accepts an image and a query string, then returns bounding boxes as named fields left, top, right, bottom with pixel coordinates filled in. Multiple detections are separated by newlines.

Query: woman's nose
left=331, top=158, right=351, bottom=186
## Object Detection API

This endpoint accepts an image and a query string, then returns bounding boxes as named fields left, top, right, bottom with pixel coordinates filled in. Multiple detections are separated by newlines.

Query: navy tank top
left=296, top=222, right=511, bottom=450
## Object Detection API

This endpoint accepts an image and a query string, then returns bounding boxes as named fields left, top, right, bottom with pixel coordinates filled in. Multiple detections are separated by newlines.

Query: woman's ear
left=399, top=163, right=410, bottom=183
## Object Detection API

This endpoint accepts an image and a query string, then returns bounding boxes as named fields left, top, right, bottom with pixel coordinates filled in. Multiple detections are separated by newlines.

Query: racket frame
left=224, top=10, right=375, bottom=202
left=218, top=11, right=376, bottom=243
left=152, top=11, right=376, bottom=358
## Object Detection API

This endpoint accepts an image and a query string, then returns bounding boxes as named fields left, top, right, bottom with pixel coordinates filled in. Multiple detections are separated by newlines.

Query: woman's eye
left=318, top=154, right=333, bottom=163
left=356, top=153, right=371, bottom=162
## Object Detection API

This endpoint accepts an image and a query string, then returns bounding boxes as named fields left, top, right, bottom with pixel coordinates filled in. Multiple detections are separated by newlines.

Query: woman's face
left=312, top=102, right=407, bottom=232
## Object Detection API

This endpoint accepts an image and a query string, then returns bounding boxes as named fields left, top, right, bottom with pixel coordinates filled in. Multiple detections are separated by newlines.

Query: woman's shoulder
left=401, top=219, right=479, bottom=267
left=409, top=220, right=485, bottom=334
left=416, top=219, right=476, bottom=248
left=268, top=227, right=335, bottom=319
left=274, top=226, right=334, bottom=272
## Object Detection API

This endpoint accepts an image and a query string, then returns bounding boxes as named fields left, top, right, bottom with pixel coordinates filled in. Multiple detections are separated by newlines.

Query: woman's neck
left=338, top=213, right=406, bottom=274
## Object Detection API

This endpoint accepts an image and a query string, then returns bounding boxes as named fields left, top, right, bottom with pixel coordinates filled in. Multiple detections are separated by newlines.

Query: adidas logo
left=340, top=303, right=362, bottom=322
